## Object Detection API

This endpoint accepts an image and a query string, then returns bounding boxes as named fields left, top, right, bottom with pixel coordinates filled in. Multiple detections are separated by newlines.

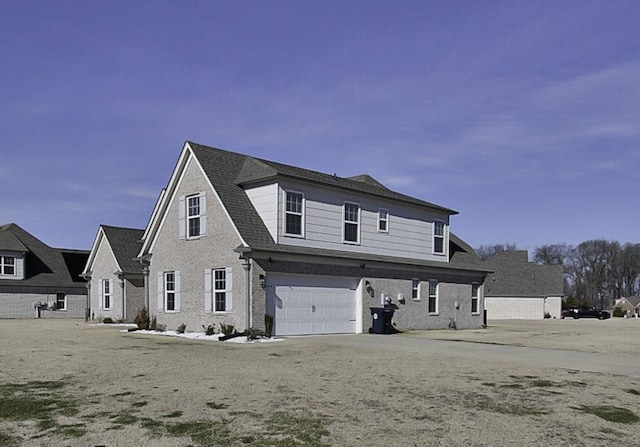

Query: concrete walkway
left=298, top=333, right=640, bottom=378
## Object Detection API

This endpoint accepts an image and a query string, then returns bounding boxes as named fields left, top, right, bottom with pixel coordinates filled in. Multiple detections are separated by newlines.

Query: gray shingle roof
left=101, top=225, right=144, bottom=274
left=0, top=223, right=88, bottom=290
left=483, top=251, right=564, bottom=297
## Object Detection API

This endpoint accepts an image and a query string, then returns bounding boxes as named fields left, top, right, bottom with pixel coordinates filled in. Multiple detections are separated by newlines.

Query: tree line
left=476, top=240, right=640, bottom=308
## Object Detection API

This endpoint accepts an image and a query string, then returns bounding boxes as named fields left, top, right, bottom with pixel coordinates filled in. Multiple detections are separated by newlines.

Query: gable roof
left=482, top=250, right=565, bottom=297
left=0, top=223, right=88, bottom=290
left=139, top=141, right=486, bottom=273
left=84, top=225, right=144, bottom=275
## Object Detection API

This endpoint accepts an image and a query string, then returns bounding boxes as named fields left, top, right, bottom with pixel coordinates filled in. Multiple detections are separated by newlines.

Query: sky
left=2, top=1, right=639, bottom=253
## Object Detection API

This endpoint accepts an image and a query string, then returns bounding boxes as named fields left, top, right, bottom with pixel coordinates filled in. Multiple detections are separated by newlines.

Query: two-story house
left=82, top=225, right=145, bottom=322
left=0, top=223, right=88, bottom=318
left=136, top=141, right=490, bottom=336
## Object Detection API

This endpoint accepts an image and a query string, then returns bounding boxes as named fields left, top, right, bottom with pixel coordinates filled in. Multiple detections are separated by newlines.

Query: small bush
left=543, top=312, right=551, bottom=319
left=613, top=307, right=626, bottom=318
left=203, top=324, right=216, bottom=336
left=245, top=328, right=267, bottom=340
left=264, top=314, right=274, bottom=338
left=176, top=323, right=187, bottom=334
left=134, top=308, right=150, bottom=330
left=102, top=317, right=114, bottom=324
left=220, top=323, right=235, bottom=336
left=150, top=317, right=157, bottom=331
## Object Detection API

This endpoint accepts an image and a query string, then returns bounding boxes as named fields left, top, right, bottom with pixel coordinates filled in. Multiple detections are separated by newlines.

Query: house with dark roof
left=82, top=225, right=145, bottom=322
left=136, top=141, right=490, bottom=335
left=613, top=296, right=640, bottom=316
left=482, top=251, right=565, bottom=319
left=0, top=223, right=88, bottom=318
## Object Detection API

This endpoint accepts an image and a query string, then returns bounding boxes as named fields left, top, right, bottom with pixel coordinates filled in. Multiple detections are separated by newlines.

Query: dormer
left=0, top=229, right=27, bottom=280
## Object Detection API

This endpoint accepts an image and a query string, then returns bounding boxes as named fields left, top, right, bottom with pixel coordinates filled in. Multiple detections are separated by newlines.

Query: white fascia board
left=82, top=226, right=106, bottom=275
left=138, top=142, right=192, bottom=257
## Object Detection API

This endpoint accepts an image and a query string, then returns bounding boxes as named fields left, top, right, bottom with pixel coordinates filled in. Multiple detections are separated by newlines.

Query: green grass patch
left=575, top=405, right=640, bottom=424
left=472, top=395, right=548, bottom=416
left=263, top=411, right=331, bottom=446
left=55, top=423, right=87, bottom=438
left=163, top=410, right=183, bottom=418
left=206, top=401, right=229, bottom=410
left=627, top=389, right=640, bottom=396
left=132, top=401, right=148, bottom=407
left=166, top=420, right=233, bottom=447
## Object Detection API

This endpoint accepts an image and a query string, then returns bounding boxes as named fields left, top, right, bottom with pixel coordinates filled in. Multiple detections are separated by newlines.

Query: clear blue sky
left=2, top=1, right=638, bottom=252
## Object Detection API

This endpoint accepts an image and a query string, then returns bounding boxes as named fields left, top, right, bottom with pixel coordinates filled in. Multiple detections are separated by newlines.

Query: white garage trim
left=267, top=274, right=360, bottom=336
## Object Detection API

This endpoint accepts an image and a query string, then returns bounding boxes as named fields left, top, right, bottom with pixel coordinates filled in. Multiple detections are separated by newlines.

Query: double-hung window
left=433, top=220, right=445, bottom=254
left=471, top=284, right=479, bottom=314
left=343, top=202, right=360, bottom=244
left=187, top=195, right=201, bottom=238
left=102, top=279, right=112, bottom=310
left=285, top=191, right=304, bottom=236
left=165, top=272, right=176, bottom=311
left=0, top=256, right=15, bottom=275
left=411, top=279, right=420, bottom=300
left=214, top=269, right=227, bottom=312
left=378, top=208, right=389, bottom=233
left=56, top=293, right=66, bottom=311
left=205, top=267, right=233, bottom=313
left=428, top=280, right=438, bottom=314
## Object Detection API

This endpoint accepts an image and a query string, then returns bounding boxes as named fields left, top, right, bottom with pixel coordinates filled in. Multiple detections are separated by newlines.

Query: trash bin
left=370, top=307, right=395, bottom=334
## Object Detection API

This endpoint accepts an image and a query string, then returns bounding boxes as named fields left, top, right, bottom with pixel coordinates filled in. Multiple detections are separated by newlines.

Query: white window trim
left=283, top=190, right=305, bottom=238
left=0, top=255, right=16, bottom=277
left=433, top=220, right=446, bottom=255
left=179, top=192, right=207, bottom=240
left=102, top=279, right=112, bottom=310
left=205, top=267, right=233, bottom=313
left=378, top=208, right=389, bottom=233
left=342, top=201, right=361, bottom=245
left=56, top=292, right=67, bottom=311
left=471, top=283, right=480, bottom=314
left=428, top=279, right=439, bottom=315
left=160, top=271, right=180, bottom=313
left=411, top=279, right=420, bottom=301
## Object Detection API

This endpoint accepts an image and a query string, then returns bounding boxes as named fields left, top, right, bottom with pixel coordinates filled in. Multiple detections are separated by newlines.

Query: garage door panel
left=270, top=276, right=358, bottom=336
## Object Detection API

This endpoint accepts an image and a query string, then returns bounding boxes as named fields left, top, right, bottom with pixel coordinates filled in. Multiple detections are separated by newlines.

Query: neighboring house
left=613, top=296, right=640, bottom=316
left=482, top=251, right=564, bottom=320
left=0, top=223, right=88, bottom=318
left=136, top=141, right=490, bottom=336
left=82, top=225, right=145, bottom=322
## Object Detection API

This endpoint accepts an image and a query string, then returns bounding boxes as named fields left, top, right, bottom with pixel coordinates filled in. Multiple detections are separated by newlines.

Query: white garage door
left=268, top=275, right=358, bottom=336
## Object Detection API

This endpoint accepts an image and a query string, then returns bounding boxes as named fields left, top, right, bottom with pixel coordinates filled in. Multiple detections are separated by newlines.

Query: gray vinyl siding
left=274, top=181, right=450, bottom=262
left=245, top=183, right=278, bottom=242
left=0, top=251, right=24, bottom=280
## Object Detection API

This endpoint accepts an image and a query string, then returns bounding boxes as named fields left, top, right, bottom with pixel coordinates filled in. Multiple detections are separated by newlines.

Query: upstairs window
left=343, top=202, right=360, bottom=244
left=433, top=220, right=445, bottom=254
left=179, top=193, right=206, bottom=239
left=187, top=195, right=201, bottom=238
left=378, top=208, right=389, bottom=233
left=285, top=191, right=304, bottom=236
left=0, top=256, right=15, bottom=275
left=428, top=280, right=438, bottom=314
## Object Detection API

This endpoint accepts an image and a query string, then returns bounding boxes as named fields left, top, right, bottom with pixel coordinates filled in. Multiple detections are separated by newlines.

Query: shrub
left=613, top=307, right=626, bottom=318
left=264, top=314, right=274, bottom=338
left=102, top=317, right=114, bottom=324
left=544, top=312, right=551, bottom=319
left=245, top=327, right=267, bottom=340
left=176, top=323, right=187, bottom=334
left=134, top=308, right=150, bottom=330
left=203, top=324, right=216, bottom=336
left=150, top=316, right=157, bottom=331
left=220, top=323, right=235, bottom=336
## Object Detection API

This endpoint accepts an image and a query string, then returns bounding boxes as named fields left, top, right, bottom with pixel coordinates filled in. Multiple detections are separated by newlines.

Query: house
left=0, top=223, right=88, bottom=318
left=482, top=251, right=564, bottom=320
left=82, top=225, right=145, bottom=322
left=136, top=141, right=491, bottom=336
left=613, top=296, right=640, bottom=316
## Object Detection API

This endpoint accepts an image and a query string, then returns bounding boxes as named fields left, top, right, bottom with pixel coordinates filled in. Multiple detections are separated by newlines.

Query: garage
left=266, top=274, right=360, bottom=336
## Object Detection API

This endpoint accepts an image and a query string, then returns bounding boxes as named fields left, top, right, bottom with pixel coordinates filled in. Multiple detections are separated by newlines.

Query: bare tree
left=533, top=244, right=572, bottom=265
left=475, top=243, right=519, bottom=260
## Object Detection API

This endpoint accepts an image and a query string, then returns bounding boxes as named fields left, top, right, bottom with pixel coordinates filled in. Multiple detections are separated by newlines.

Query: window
left=411, top=279, right=420, bottom=300
left=378, top=208, right=389, bottom=232
left=165, top=272, right=176, bottom=311
left=343, top=202, right=360, bottom=243
left=102, top=279, right=112, bottom=310
left=428, top=280, right=438, bottom=314
left=205, top=267, right=232, bottom=313
left=179, top=193, right=206, bottom=239
left=56, top=293, right=66, bottom=311
left=285, top=191, right=304, bottom=236
left=471, top=283, right=479, bottom=314
left=187, top=195, right=201, bottom=238
left=433, top=220, right=445, bottom=254
left=0, top=256, right=15, bottom=275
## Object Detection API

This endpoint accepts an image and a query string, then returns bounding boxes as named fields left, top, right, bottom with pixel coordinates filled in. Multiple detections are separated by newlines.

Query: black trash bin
left=370, top=307, right=395, bottom=334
